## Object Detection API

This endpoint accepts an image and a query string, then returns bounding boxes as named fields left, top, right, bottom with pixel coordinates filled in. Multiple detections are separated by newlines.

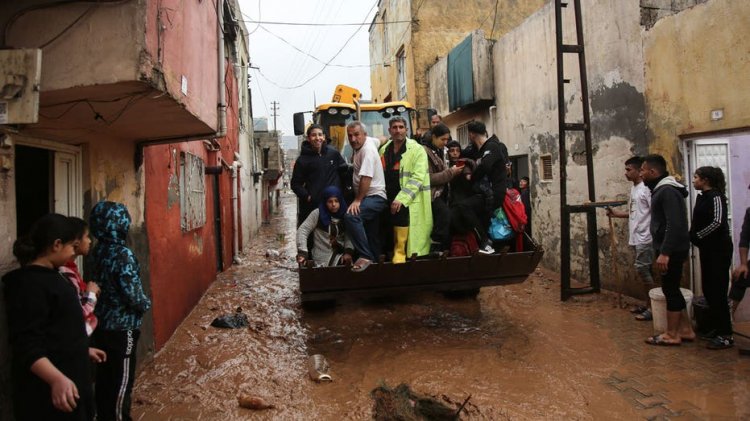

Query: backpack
left=503, top=188, right=528, bottom=250
left=450, top=232, right=479, bottom=257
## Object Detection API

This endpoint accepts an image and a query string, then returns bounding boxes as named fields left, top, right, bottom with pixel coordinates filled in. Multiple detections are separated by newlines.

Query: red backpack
left=503, top=188, right=528, bottom=250
left=450, top=232, right=479, bottom=257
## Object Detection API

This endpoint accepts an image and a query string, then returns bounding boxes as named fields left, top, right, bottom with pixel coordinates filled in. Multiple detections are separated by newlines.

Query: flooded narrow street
left=132, top=193, right=750, bottom=420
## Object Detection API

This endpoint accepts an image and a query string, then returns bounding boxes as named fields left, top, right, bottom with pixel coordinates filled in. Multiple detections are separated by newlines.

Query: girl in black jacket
left=690, top=166, right=734, bottom=350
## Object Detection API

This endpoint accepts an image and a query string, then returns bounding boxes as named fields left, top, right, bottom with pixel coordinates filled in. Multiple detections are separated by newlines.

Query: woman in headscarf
left=296, top=186, right=353, bottom=267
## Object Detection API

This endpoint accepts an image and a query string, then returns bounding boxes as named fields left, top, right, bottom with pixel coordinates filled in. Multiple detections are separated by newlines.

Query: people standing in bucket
left=690, top=167, right=734, bottom=349
left=344, top=121, right=388, bottom=272
left=379, top=116, right=432, bottom=263
left=291, top=124, right=347, bottom=226
left=606, top=156, right=655, bottom=322
left=640, top=154, right=695, bottom=346
left=423, top=123, right=462, bottom=256
left=730, top=206, right=750, bottom=318
left=3, top=213, right=106, bottom=421
left=89, top=201, right=151, bottom=421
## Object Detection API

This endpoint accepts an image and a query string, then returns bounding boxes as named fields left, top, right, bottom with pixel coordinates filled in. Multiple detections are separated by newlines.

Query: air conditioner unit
left=0, top=49, right=41, bottom=125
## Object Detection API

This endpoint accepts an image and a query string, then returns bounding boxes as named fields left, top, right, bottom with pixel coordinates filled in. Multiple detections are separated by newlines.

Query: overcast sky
left=237, top=0, right=377, bottom=135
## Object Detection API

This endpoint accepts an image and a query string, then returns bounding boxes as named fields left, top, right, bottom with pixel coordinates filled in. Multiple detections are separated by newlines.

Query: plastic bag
left=488, top=207, right=514, bottom=241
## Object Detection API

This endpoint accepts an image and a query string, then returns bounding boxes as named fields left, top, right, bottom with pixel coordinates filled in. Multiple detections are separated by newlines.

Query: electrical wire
left=238, top=19, right=413, bottom=26
left=39, top=6, right=94, bottom=49
left=254, top=1, right=378, bottom=89
left=489, top=0, right=500, bottom=39
left=247, top=0, right=261, bottom=35
left=257, top=25, right=391, bottom=69
left=2, top=0, right=131, bottom=48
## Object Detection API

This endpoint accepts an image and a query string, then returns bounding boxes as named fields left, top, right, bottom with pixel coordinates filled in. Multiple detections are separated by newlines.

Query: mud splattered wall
left=493, top=0, right=648, bottom=291
left=492, top=0, right=749, bottom=293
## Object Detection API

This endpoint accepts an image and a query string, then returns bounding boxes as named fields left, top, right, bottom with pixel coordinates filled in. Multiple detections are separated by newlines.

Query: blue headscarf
left=317, top=185, right=347, bottom=230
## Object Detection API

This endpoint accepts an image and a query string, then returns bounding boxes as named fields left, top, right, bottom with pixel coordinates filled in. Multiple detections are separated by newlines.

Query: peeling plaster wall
left=493, top=0, right=648, bottom=292
left=3, top=1, right=142, bottom=91
left=644, top=0, right=750, bottom=174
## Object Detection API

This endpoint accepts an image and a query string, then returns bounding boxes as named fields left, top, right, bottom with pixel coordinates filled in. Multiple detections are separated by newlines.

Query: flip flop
left=630, top=305, right=647, bottom=314
left=645, top=335, right=681, bottom=346
left=351, top=258, right=372, bottom=273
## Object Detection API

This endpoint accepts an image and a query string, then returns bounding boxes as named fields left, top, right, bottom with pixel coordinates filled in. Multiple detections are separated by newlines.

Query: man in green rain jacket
left=380, top=116, right=433, bottom=262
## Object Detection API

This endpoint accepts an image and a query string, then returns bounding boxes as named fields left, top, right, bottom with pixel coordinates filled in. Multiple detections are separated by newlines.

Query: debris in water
left=210, top=307, right=249, bottom=329
left=237, top=394, right=275, bottom=410
left=371, top=383, right=460, bottom=420
left=308, top=354, right=332, bottom=382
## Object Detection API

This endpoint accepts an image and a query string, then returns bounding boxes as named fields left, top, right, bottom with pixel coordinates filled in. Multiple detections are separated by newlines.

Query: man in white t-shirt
left=607, top=156, right=655, bottom=321
left=344, top=121, right=388, bottom=272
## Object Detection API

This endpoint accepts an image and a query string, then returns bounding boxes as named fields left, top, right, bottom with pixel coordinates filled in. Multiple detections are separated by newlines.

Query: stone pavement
left=577, top=290, right=750, bottom=420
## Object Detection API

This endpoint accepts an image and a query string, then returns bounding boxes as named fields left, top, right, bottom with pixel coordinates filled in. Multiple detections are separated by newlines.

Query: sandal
left=635, top=309, right=652, bottom=321
left=351, top=258, right=372, bottom=273
left=645, top=334, right=681, bottom=346
left=630, top=305, right=648, bottom=314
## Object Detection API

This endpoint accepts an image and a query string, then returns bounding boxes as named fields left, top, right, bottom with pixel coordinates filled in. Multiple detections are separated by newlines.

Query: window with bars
left=179, top=152, right=206, bottom=231
left=540, top=155, right=553, bottom=181
left=456, top=122, right=470, bottom=148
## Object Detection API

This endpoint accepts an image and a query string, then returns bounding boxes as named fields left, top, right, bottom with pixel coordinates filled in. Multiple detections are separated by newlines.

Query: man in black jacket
left=291, top=125, right=347, bottom=226
left=641, top=154, right=695, bottom=346
left=465, top=121, right=508, bottom=254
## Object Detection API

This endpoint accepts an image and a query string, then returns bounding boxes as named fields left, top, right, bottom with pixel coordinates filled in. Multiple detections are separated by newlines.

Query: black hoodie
left=647, top=174, right=690, bottom=256
left=291, top=141, right=346, bottom=219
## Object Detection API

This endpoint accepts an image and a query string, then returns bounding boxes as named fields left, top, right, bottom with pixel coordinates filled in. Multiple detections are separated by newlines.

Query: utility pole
left=270, top=101, right=280, bottom=134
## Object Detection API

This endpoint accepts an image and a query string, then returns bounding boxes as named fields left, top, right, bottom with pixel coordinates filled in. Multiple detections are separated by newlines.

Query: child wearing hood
left=89, top=201, right=151, bottom=421
left=296, top=186, right=354, bottom=267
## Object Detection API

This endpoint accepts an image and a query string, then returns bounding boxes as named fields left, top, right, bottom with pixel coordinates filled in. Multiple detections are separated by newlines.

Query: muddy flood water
left=132, top=193, right=750, bottom=420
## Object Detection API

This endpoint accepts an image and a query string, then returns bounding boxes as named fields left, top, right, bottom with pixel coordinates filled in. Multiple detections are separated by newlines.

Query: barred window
left=457, top=122, right=470, bottom=148
left=180, top=152, right=206, bottom=231
left=540, top=154, right=554, bottom=181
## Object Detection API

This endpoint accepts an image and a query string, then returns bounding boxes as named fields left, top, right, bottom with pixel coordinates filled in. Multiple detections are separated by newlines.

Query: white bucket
left=649, top=287, right=693, bottom=334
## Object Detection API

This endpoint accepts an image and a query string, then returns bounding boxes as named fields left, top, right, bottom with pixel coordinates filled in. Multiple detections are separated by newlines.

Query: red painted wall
left=144, top=0, right=219, bottom=130
left=143, top=60, right=241, bottom=350
left=144, top=142, right=218, bottom=349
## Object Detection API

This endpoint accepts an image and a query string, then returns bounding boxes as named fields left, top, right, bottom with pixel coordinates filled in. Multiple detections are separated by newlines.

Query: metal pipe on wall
left=216, top=0, right=227, bottom=137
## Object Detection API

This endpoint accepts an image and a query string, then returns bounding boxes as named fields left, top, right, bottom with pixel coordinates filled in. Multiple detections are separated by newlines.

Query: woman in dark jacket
left=690, top=166, right=734, bottom=350
left=291, top=124, right=347, bottom=226
left=422, top=124, right=461, bottom=253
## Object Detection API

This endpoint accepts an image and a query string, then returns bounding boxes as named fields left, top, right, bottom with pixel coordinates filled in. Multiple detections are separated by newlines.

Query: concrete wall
left=644, top=0, right=750, bottom=172
left=493, top=0, right=648, bottom=290
left=4, top=1, right=142, bottom=91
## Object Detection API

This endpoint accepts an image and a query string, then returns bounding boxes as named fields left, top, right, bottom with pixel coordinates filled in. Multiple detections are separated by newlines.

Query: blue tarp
left=447, top=35, right=474, bottom=111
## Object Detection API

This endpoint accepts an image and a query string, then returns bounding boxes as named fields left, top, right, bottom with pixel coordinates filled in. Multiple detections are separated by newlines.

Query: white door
left=53, top=151, right=82, bottom=217
left=686, top=139, right=732, bottom=295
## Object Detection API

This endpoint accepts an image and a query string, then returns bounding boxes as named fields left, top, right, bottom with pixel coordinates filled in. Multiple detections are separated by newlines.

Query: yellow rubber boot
left=392, top=226, right=409, bottom=264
